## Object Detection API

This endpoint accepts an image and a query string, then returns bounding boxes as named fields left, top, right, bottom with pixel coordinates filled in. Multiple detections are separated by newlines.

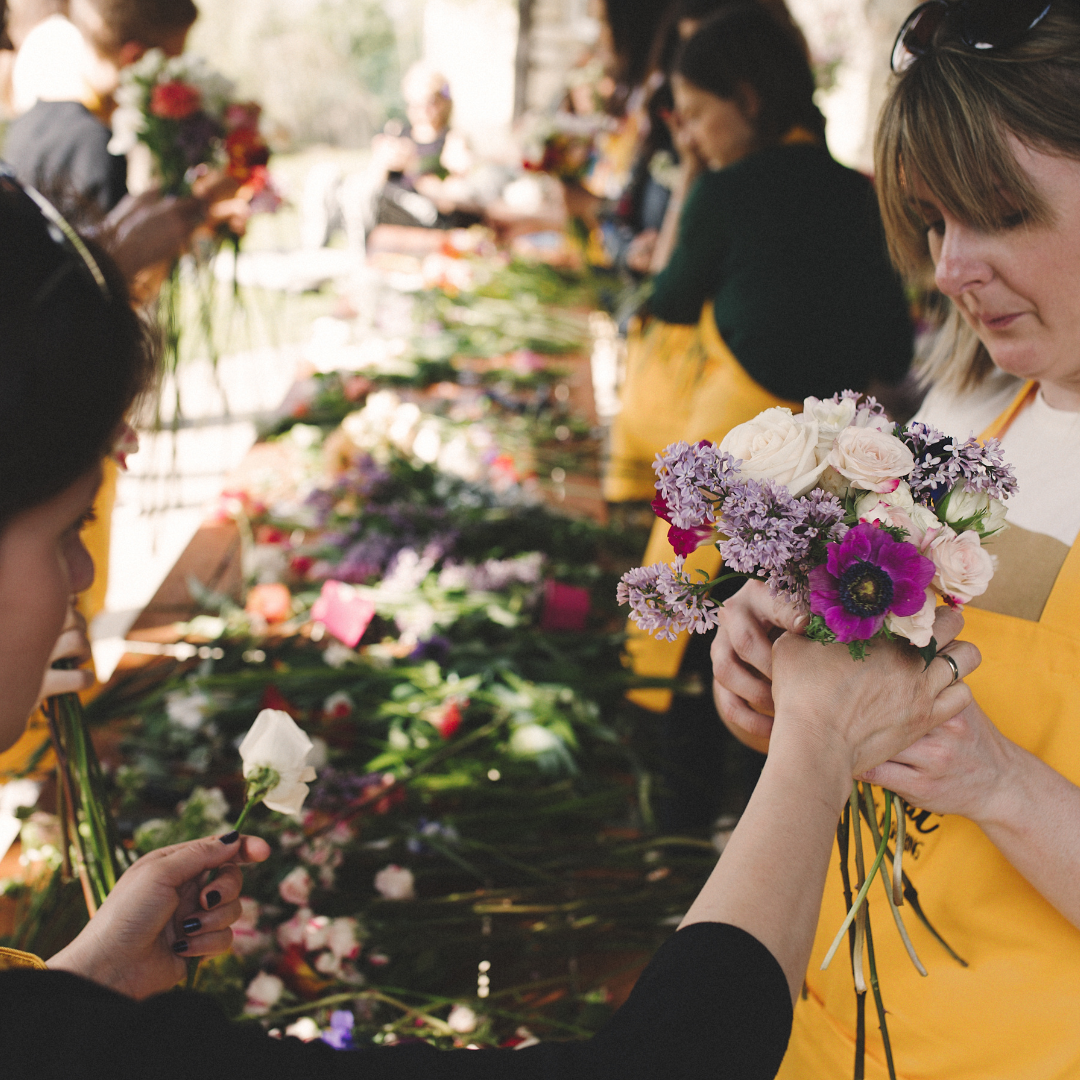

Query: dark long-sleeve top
left=0, top=923, right=791, bottom=1080
left=4, top=100, right=128, bottom=216
left=648, top=142, right=913, bottom=403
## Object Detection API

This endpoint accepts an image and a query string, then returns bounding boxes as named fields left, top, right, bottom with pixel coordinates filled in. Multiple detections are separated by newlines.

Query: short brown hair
left=875, top=7, right=1080, bottom=391
left=70, top=0, right=197, bottom=55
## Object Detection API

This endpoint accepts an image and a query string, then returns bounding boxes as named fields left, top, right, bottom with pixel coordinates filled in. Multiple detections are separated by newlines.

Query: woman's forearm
left=680, top=729, right=849, bottom=1003
left=975, top=738, right=1080, bottom=929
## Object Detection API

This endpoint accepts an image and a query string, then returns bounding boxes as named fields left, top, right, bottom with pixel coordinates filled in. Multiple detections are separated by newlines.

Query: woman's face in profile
left=672, top=75, right=757, bottom=169
left=0, top=467, right=98, bottom=750
left=917, top=137, right=1080, bottom=396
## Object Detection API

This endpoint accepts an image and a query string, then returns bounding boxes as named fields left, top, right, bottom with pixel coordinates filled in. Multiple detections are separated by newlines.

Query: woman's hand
left=858, top=698, right=1010, bottom=820
left=710, top=580, right=808, bottom=752
left=35, top=604, right=93, bottom=709
left=626, top=228, right=659, bottom=274
left=47, top=832, right=271, bottom=1000
left=768, top=605, right=980, bottom=805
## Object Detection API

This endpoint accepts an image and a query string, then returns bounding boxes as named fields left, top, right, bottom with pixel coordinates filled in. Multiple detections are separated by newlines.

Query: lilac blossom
left=617, top=558, right=720, bottom=641
left=901, top=424, right=1018, bottom=504
left=651, top=441, right=742, bottom=530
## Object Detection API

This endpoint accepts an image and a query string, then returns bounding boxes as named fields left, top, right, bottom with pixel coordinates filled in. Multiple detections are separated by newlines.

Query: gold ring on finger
left=938, top=650, right=961, bottom=687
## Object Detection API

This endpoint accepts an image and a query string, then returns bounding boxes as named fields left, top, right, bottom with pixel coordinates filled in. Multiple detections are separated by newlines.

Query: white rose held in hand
left=928, top=528, right=996, bottom=604
left=237, top=709, right=319, bottom=820
left=828, top=426, right=916, bottom=494
left=942, top=486, right=1009, bottom=536
left=719, top=407, right=828, bottom=497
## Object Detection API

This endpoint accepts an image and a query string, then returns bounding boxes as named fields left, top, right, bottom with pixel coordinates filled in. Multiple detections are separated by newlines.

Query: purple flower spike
left=809, top=523, right=934, bottom=643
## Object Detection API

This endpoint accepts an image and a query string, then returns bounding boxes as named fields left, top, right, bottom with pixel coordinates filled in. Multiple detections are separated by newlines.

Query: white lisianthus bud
left=928, top=528, right=996, bottom=603
left=942, top=486, right=1009, bottom=536
left=719, top=407, right=828, bottom=496
left=827, top=427, right=916, bottom=493
left=374, top=864, right=416, bottom=901
left=885, top=588, right=938, bottom=648
left=238, top=709, right=319, bottom=816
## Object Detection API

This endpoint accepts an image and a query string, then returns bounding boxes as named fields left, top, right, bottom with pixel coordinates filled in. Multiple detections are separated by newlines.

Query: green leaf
left=847, top=640, right=870, bottom=662
left=915, top=636, right=938, bottom=670
left=805, top=615, right=837, bottom=645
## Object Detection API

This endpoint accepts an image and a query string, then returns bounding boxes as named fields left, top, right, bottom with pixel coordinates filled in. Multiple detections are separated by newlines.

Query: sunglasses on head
left=892, top=0, right=1055, bottom=72
left=0, top=165, right=111, bottom=305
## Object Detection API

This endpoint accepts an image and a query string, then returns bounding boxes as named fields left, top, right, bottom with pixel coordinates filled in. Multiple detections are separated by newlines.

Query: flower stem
left=822, top=789, right=892, bottom=971
left=892, top=797, right=906, bottom=907
left=864, top=902, right=898, bottom=1080
left=850, top=784, right=867, bottom=994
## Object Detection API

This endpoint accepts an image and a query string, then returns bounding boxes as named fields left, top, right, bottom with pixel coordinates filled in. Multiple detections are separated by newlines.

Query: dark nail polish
left=219, top=830, right=239, bottom=845
left=172, top=940, right=189, bottom=954
left=182, top=917, right=202, bottom=934
left=206, top=890, right=221, bottom=909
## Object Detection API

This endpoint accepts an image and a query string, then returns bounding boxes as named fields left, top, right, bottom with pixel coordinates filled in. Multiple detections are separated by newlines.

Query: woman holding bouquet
left=713, top=4, right=1080, bottom=1076
left=0, top=167, right=981, bottom=1078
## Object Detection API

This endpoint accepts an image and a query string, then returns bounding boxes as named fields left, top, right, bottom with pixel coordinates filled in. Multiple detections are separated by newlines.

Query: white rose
left=802, top=396, right=857, bottom=461
left=374, top=864, right=416, bottom=901
left=238, top=709, right=319, bottom=816
left=245, top=972, right=285, bottom=1015
left=907, top=505, right=947, bottom=552
left=719, top=408, right=827, bottom=496
left=326, top=917, right=361, bottom=960
left=928, top=528, right=996, bottom=604
left=942, top=486, right=1009, bottom=536
left=827, top=427, right=916, bottom=494
left=885, top=588, right=938, bottom=648
left=854, top=481, right=914, bottom=515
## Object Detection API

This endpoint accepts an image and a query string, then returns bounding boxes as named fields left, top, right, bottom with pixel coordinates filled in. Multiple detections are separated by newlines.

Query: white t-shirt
left=915, top=372, right=1080, bottom=547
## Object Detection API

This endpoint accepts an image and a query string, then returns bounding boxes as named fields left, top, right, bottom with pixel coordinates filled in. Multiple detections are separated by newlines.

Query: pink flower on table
left=539, top=580, right=590, bottom=632
left=311, top=580, right=376, bottom=647
left=432, top=699, right=463, bottom=739
left=374, top=864, right=416, bottom=901
left=279, top=865, right=312, bottom=906
left=232, top=897, right=272, bottom=957
left=245, top=972, right=284, bottom=1016
left=276, top=906, right=312, bottom=949
left=809, top=523, right=935, bottom=644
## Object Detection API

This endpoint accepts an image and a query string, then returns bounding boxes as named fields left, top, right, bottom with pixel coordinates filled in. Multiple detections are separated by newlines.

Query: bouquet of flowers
left=110, top=49, right=275, bottom=201
left=618, top=391, right=1016, bottom=660
left=618, top=391, right=1018, bottom=1080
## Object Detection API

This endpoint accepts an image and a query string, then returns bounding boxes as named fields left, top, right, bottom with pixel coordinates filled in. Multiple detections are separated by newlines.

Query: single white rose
left=907, top=505, right=947, bottom=552
left=854, top=481, right=914, bottom=515
left=928, top=528, right=996, bottom=603
left=802, top=396, right=857, bottom=461
left=303, top=914, right=331, bottom=952
left=374, top=864, right=416, bottom=901
left=275, top=907, right=311, bottom=948
left=942, top=486, right=1009, bottom=536
left=245, top=972, right=285, bottom=1015
left=827, top=427, right=916, bottom=493
left=238, top=709, right=319, bottom=816
left=885, top=588, right=938, bottom=648
left=279, top=866, right=313, bottom=906
left=448, top=1004, right=479, bottom=1034
left=719, top=407, right=828, bottom=496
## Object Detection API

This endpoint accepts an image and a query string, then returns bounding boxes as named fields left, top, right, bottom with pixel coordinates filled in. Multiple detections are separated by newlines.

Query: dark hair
left=70, top=0, right=197, bottom=55
left=675, top=3, right=825, bottom=142
left=0, top=192, right=155, bottom=526
left=601, top=0, right=672, bottom=90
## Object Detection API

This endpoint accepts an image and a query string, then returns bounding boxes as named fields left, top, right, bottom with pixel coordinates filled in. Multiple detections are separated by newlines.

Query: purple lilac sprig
left=616, top=558, right=721, bottom=642
left=652, top=441, right=742, bottom=530
left=901, top=423, right=1018, bottom=505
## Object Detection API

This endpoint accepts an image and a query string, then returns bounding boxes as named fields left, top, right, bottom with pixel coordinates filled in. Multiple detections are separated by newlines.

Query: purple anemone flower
left=809, top=522, right=934, bottom=643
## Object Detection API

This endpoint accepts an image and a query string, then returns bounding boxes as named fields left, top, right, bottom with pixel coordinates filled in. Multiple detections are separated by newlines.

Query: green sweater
left=649, top=143, right=912, bottom=402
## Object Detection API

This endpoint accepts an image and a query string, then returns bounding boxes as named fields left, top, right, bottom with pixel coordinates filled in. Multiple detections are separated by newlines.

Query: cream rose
left=885, top=588, right=938, bottom=648
left=942, top=486, right=1009, bottom=536
left=802, top=395, right=857, bottom=460
left=928, top=528, right=996, bottom=603
left=719, top=407, right=827, bottom=496
left=827, top=426, right=916, bottom=494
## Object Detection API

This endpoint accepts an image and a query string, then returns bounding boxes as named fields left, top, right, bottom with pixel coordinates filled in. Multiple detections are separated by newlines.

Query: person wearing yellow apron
left=604, top=6, right=912, bottom=829
left=715, top=6, right=1080, bottom=1073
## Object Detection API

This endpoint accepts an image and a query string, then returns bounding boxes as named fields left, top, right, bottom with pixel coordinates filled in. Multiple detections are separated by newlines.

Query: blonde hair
left=875, top=7, right=1080, bottom=392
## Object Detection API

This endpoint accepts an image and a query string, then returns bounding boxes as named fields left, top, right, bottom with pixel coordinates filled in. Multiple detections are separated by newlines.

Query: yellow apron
left=780, top=382, right=1080, bottom=1080
left=608, top=304, right=799, bottom=710
left=0, top=948, right=45, bottom=971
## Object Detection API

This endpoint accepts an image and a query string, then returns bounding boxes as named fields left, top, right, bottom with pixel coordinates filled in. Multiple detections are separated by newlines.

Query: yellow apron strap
left=0, top=947, right=46, bottom=971
left=980, top=381, right=1037, bottom=442
left=626, top=305, right=800, bottom=711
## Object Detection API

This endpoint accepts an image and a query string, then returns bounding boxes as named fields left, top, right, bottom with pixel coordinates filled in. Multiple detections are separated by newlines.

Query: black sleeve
left=647, top=174, right=729, bottom=326
left=0, top=924, right=791, bottom=1080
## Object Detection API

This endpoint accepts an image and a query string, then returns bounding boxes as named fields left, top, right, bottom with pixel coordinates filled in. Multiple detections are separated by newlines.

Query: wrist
left=766, top=718, right=852, bottom=818
left=967, top=732, right=1030, bottom=830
